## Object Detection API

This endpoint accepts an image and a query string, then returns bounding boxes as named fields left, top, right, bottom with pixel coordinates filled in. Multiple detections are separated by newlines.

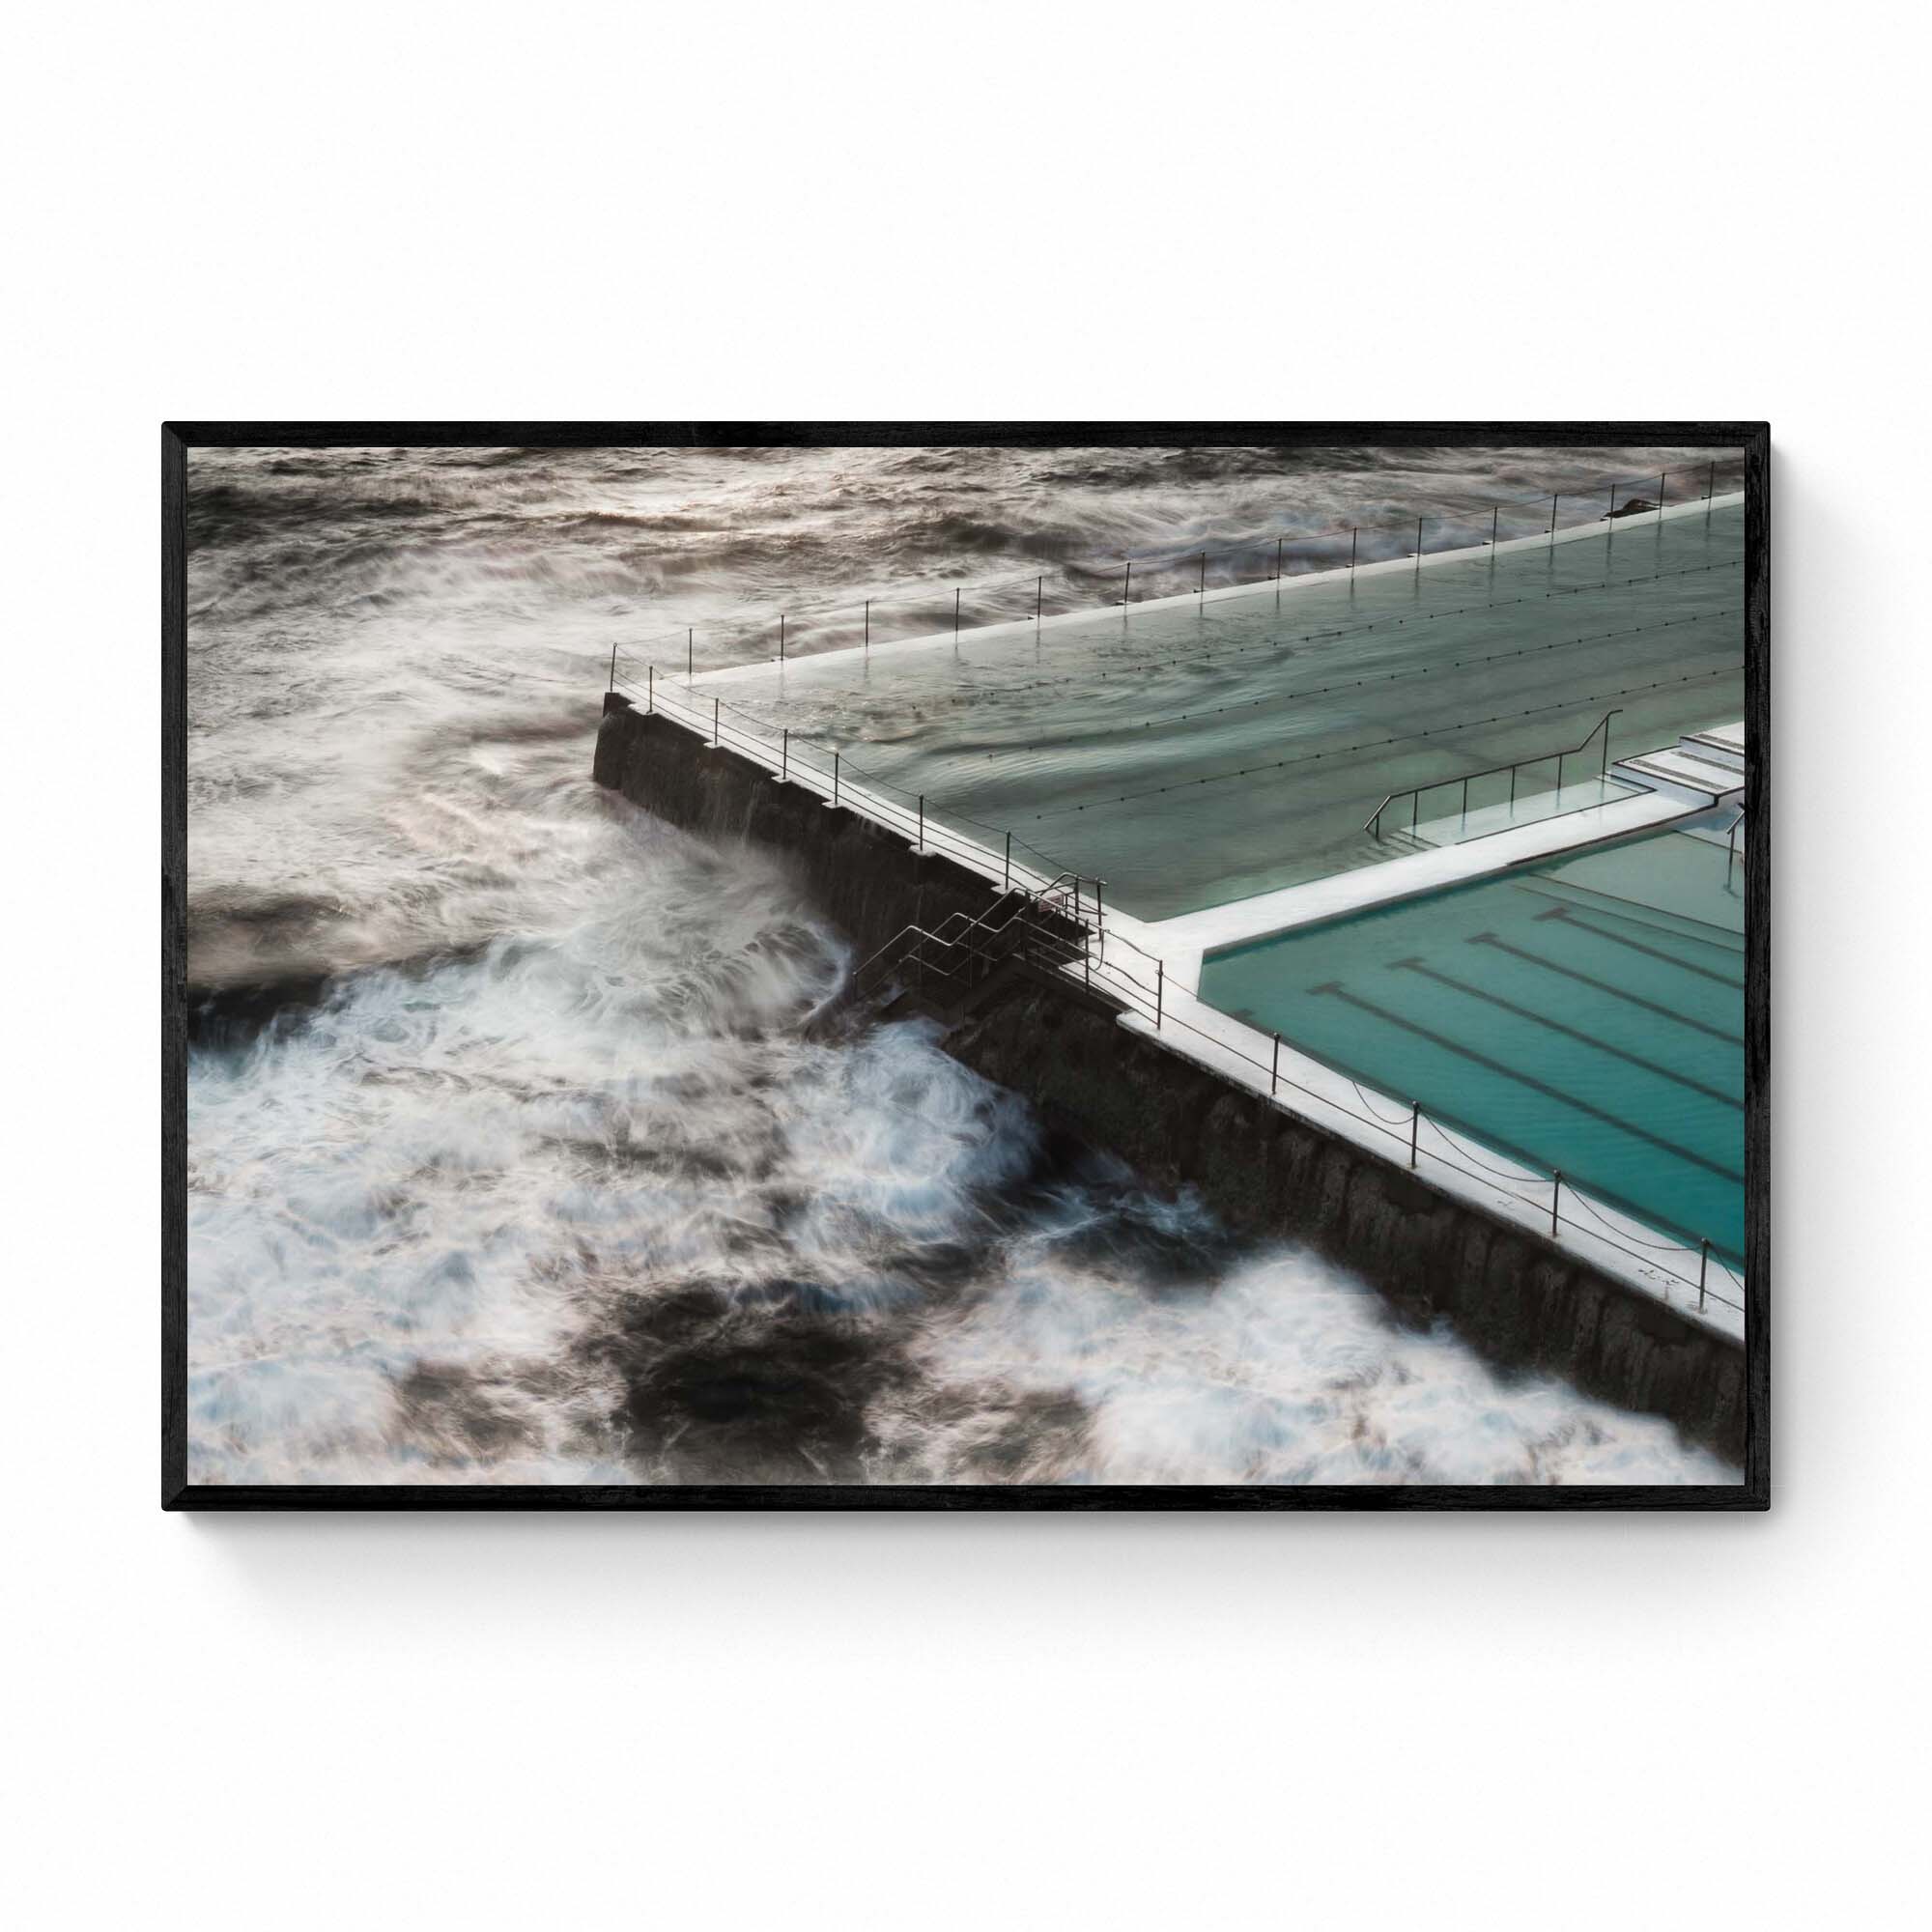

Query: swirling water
left=186, top=444, right=1738, bottom=1484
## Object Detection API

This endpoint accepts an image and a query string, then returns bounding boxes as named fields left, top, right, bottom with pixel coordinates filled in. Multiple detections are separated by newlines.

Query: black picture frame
left=163, top=421, right=1769, bottom=1511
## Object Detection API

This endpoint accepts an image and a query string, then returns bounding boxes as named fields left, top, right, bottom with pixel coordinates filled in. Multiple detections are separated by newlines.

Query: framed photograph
left=164, top=423, right=1767, bottom=1509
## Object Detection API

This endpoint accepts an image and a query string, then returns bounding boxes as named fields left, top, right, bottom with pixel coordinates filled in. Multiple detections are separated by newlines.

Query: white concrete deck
left=1065, top=933, right=1745, bottom=1343
left=1100, top=717, right=1748, bottom=993
left=1132, top=790, right=1699, bottom=993
left=1611, top=744, right=1747, bottom=803
left=1682, top=722, right=1747, bottom=770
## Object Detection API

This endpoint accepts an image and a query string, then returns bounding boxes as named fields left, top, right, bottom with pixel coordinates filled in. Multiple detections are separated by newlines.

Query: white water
left=186, top=444, right=1740, bottom=1484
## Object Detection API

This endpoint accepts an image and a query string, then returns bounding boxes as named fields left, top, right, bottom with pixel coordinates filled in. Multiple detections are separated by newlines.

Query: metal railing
left=849, top=874, right=1090, bottom=1005
left=602, top=458, right=1744, bottom=678
left=850, top=870, right=1742, bottom=1319
left=611, top=663, right=1090, bottom=895
left=1069, top=923, right=1741, bottom=1317
left=612, top=668, right=1744, bottom=1320
left=1364, top=709, right=1624, bottom=842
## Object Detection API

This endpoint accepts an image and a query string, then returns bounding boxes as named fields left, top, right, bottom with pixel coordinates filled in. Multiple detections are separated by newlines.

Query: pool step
left=1611, top=745, right=1746, bottom=803
left=1679, top=722, right=1747, bottom=772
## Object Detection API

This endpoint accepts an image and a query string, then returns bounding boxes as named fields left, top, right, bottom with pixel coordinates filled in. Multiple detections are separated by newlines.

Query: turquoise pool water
left=1196, top=830, right=1746, bottom=1261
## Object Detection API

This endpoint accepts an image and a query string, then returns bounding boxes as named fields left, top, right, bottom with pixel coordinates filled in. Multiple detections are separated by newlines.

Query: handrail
left=1040, top=927, right=1743, bottom=1315
left=852, top=881, right=1744, bottom=1316
left=1365, top=708, right=1623, bottom=841
left=602, top=459, right=1740, bottom=675
left=849, top=873, right=1082, bottom=994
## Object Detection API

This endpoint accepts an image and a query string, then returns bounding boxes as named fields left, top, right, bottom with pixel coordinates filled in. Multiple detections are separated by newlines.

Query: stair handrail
left=850, top=872, right=1089, bottom=998
left=1365, top=707, right=1623, bottom=840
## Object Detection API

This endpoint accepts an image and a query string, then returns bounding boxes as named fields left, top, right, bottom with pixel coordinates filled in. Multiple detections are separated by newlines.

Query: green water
left=1196, top=830, right=1746, bottom=1261
left=702, top=504, right=1745, bottom=917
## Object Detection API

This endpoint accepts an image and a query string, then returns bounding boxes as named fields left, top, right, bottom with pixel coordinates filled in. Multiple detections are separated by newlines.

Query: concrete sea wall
left=594, top=694, right=1745, bottom=1463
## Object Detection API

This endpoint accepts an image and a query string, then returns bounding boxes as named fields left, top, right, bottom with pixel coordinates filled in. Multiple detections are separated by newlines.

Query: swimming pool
left=689, top=503, right=1746, bottom=919
left=1195, top=828, right=1746, bottom=1260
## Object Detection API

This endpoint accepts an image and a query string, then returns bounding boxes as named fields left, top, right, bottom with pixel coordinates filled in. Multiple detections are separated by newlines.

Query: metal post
left=917, top=794, right=923, bottom=851
left=1275, top=535, right=1283, bottom=581
left=1271, top=1033, right=1280, bottom=1096
left=864, top=601, right=869, bottom=652
left=1004, top=830, right=1011, bottom=887
left=781, top=728, right=788, bottom=781
left=1509, top=764, right=1518, bottom=807
left=833, top=751, right=839, bottom=806
left=1415, top=516, right=1423, bottom=571
left=1606, top=482, right=1616, bottom=544
left=1491, top=505, right=1498, bottom=548
left=1122, top=560, right=1131, bottom=606
left=609, top=642, right=617, bottom=693
left=1657, top=470, right=1666, bottom=522
left=1036, top=576, right=1043, bottom=624
left=1409, top=1100, right=1420, bottom=1167
left=1699, top=1237, right=1710, bottom=1312
left=1462, top=776, right=1469, bottom=822
left=1095, top=878, right=1103, bottom=926
left=647, top=664, right=653, bottom=712
left=954, top=587, right=960, bottom=638
left=1551, top=1171, right=1562, bottom=1237
left=1549, top=492, right=1558, bottom=544
left=1155, top=959, right=1164, bottom=1030
left=1350, top=527, right=1358, bottom=577
left=1198, top=551, right=1207, bottom=597
left=780, top=614, right=785, bottom=661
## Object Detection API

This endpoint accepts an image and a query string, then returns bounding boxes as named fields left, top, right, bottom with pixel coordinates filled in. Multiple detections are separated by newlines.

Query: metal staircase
left=849, top=873, right=1100, bottom=1017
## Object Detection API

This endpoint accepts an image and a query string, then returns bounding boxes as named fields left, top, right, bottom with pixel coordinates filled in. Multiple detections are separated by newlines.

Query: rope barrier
left=1420, top=1115, right=1548, bottom=1188
left=705, top=556, right=1744, bottom=719
left=1351, top=1081, right=1416, bottom=1127
left=1020, top=664, right=1742, bottom=820
left=849, top=892, right=1749, bottom=1316
left=938, top=605, right=1741, bottom=760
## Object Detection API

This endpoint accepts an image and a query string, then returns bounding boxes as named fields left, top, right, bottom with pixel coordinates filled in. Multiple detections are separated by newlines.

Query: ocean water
left=185, top=443, right=1742, bottom=1485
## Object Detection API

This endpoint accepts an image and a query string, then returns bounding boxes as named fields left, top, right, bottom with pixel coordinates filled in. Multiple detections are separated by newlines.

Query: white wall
left=5, top=3, right=1924, bottom=1925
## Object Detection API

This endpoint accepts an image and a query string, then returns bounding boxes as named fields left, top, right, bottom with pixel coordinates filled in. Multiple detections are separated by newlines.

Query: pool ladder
left=1365, top=709, right=1622, bottom=842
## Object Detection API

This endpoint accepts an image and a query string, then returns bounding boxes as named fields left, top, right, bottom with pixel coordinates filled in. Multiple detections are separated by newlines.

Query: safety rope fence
left=838, top=885, right=1745, bottom=1318
left=1065, top=922, right=1746, bottom=1318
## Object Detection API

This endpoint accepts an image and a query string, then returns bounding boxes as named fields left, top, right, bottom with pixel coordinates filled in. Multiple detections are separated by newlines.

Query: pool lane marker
left=1390, top=957, right=1742, bottom=1109
left=1531, top=904, right=1745, bottom=988
left=1466, top=933, right=1735, bottom=1042
left=1305, top=980, right=1743, bottom=1181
